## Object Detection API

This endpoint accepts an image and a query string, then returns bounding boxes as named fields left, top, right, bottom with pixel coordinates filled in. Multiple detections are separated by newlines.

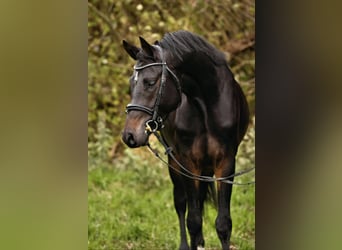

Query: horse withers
left=121, top=30, right=249, bottom=250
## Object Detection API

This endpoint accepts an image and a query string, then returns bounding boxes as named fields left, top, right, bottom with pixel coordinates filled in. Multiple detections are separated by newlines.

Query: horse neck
left=172, top=52, right=233, bottom=104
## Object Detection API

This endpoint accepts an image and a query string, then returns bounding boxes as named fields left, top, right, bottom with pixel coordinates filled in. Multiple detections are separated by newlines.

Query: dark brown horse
left=122, top=30, right=249, bottom=250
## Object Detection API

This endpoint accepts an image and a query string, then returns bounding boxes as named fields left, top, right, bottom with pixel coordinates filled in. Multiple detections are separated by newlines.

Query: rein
left=147, top=131, right=255, bottom=186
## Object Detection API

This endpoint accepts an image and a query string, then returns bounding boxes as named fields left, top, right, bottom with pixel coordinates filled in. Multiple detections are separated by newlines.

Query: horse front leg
left=169, top=158, right=189, bottom=250
left=186, top=181, right=204, bottom=250
left=215, top=157, right=235, bottom=250
left=185, top=176, right=205, bottom=250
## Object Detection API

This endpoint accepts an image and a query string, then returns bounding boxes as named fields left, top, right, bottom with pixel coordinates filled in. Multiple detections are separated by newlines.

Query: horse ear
left=139, top=36, right=154, bottom=58
left=122, top=40, right=139, bottom=60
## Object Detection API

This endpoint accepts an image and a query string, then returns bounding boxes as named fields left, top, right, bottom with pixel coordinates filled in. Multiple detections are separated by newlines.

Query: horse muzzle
left=122, top=129, right=149, bottom=148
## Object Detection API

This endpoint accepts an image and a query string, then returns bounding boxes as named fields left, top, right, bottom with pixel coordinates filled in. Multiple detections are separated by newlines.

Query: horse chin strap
left=125, top=46, right=181, bottom=134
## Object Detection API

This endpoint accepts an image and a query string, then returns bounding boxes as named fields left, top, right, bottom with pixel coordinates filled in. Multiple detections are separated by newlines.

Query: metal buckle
left=145, top=120, right=159, bottom=134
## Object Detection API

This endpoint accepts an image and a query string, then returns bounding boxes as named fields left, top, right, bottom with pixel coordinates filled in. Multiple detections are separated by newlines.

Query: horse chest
left=189, top=134, right=224, bottom=163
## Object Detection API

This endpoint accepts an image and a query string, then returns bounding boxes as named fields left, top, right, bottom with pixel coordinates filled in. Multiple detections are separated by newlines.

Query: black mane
left=159, top=30, right=227, bottom=65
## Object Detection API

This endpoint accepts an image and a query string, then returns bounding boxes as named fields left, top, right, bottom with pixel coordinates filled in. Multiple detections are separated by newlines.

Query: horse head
left=121, top=37, right=181, bottom=148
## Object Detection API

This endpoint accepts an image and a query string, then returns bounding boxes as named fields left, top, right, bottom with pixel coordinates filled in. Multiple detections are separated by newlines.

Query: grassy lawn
left=88, top=139, right=255, bottom=250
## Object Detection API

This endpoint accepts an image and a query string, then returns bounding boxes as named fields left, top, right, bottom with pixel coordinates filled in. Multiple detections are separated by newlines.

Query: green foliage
left=88, top=111, right=113, bottom=170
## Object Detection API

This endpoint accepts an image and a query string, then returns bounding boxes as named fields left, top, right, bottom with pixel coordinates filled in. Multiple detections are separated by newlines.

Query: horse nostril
left=126, top=132, right=137, bottom=148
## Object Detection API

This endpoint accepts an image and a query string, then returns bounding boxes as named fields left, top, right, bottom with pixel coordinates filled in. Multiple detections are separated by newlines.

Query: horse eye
left=144, top=79, right=156, bottom=86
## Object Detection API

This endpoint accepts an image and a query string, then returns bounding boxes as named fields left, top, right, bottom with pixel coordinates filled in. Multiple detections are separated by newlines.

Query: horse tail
left=201, top=181, right=217, bottom=210
left=208, top=181, right=218, bottom=209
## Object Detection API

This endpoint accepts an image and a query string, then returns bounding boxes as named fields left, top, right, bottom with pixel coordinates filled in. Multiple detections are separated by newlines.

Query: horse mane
left=159, top=30, right=227, bottom=66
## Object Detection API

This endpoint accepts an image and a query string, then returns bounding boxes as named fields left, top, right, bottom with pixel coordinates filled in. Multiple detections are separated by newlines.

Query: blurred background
left=1, top=0, right=341, bottom=250
left=88, top=0, right=255, bottom=249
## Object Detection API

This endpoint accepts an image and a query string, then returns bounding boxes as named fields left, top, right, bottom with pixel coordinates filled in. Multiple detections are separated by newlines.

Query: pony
left=121, top=30, right=249, bottom=250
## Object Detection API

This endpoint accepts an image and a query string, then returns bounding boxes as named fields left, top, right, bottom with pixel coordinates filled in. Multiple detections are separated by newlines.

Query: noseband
left=125, top=47, right=181, bottom=134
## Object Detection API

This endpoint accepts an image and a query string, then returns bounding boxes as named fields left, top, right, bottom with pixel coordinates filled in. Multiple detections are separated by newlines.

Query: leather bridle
left=125, top=47, right=181, bottom=134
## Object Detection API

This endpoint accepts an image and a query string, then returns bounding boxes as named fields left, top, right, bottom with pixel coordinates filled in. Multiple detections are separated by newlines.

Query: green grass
left=88, top=143, right=254, bottom=250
